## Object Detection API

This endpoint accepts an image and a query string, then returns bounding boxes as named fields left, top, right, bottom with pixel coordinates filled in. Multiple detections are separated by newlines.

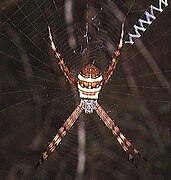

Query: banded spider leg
left=36, top=102, right=83, bottom=167
left=48, top=26, right=77, bottom=90
left=103, top=23, right=124, bottom=84
left=94, top=102, right=147, bottom=168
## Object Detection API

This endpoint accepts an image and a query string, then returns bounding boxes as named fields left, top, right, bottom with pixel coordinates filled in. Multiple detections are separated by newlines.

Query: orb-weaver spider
left=36, top=24, right=147, bottom=168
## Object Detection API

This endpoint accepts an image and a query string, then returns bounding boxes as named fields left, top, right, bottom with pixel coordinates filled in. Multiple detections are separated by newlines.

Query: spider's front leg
left=103, top=24, right=124, bottom=84
left=48, top=26, right=77, bottom=90
left=36, top=102, right=83, bottom=167
left=94, top=102, right=147, bottom=168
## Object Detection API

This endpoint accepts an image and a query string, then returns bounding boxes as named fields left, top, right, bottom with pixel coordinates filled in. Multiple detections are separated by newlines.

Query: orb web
left=0, top=0, right=170, bottom=179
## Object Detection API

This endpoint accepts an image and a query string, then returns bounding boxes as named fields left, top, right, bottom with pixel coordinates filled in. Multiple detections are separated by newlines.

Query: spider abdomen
left=77, top=64, right=103, bottom=100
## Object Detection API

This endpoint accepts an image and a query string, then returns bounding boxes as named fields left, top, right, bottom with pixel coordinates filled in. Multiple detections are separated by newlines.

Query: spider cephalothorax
left=37, top=24, right=147, bottom=168
left=77, top=64, right=103, bottom=100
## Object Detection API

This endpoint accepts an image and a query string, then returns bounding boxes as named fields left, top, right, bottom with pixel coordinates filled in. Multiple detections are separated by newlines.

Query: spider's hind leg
left=48, top=26, right=77, bottom=90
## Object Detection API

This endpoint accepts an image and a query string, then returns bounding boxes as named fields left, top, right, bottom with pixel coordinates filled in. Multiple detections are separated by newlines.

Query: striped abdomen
left=77, top=64, right=103, bottom=100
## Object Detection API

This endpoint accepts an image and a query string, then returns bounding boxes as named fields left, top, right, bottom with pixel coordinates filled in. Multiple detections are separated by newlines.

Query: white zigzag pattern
left=125, top=0, right=168, bottom=44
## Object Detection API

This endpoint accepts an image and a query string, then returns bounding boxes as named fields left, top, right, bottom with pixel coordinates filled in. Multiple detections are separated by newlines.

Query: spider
left=36, top=24, right=147, bottom=168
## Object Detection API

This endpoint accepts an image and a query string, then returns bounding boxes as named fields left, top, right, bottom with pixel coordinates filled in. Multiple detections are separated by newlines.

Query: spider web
left=0, top=0, right=170, bottom=179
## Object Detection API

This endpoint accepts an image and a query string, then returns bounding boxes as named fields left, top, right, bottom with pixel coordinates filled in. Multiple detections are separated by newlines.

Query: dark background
left=0, top=0, right=170, bottom=179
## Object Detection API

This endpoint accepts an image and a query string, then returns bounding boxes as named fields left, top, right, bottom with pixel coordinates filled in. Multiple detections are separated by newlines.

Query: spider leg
left=119, top=131, right=147, bottom=161
left=36, top=102, right=83, bottom=168
left=48, top=26, right=77, bottom=90
left=94, top=102, right=146, bottom=168
left=103, top=23, right=124, bottom=84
